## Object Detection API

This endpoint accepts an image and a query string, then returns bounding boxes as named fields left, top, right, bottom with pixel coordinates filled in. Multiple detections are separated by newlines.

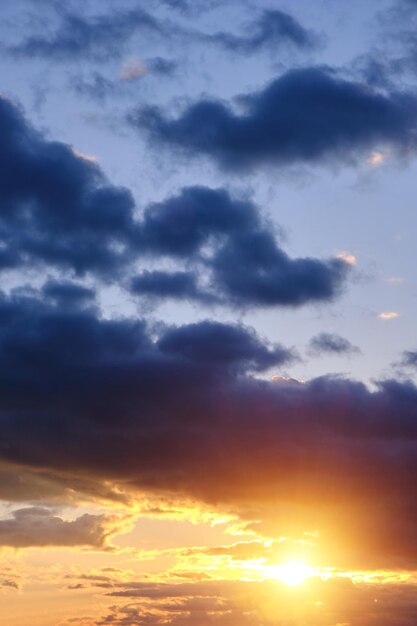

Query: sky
left=1, top=0, right=417, bottom=624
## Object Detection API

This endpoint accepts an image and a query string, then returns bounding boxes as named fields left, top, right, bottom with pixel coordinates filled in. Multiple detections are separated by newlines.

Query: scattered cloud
left=387, top=276, right=405, bottom=284
left=203, top=9, right=319, bottom=55
left=0, top=507, right=129, bottom=549
left=9, top=7, right=166, bottom=61
left=378, top=311, right=400, bottom=320
left=398, top=350, right=417, bottom=368
left=134, top=186, right=351, bottom=307
left=336, top=251, right=357, bottom=266
left=308, top=333, right=361, bottom=357
left=119, top=59, right=148, bottom=81
left=0, top=98, right=349, bottom=309
left=133, top=67, right=417, bottom=172
left=368, top=150, right=389, bottom=167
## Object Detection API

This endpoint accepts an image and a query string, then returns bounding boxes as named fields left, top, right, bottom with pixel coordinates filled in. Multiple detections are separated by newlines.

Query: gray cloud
left=0, top=507, right=124, bottom=548
left=308, top=332, right=361, bottom=357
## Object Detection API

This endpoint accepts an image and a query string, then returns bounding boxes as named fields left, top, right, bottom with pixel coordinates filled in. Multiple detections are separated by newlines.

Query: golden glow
left=336, top=251, right=357, bottom=266
left=71, top=149, right=98, bottom=163
left=367, top=150, right=388, bottom=167
left=378, top=311, right=400, bottom=320
left=266, top=560, right=314, bottom=587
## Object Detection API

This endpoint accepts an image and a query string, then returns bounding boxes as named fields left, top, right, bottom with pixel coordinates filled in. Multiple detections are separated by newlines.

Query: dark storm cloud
left=1, top=292, right=417, bottom=567
left=10, top=7, right=165, bottom=61
left=206, top=9, right=318, bottom=54
left=0, top=506, right=123, bottom=548
left=136, top=186, right=350, bottom=307
left=0, top=93, right=138, bottom=275
left=133, top=67, right=417, bottom=171
left=309, top=332, right=361, bottom=356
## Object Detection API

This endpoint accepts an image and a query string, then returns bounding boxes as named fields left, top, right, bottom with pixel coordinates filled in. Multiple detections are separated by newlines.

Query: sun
left=269, top=560, right=313, bottom=587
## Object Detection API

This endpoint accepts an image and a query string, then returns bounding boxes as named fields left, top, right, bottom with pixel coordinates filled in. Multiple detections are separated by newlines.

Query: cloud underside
left=134, top=67, right=417, bottom=171
left=0, top=290, right=416, bottom=568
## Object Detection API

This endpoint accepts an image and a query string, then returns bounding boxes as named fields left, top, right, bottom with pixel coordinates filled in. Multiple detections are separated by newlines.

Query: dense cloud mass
left=0, top=94, right=137, bottom=274
left=157, top=321, right=297, bottom=372
left=0, top=290, right=416, bottom=567
left=134, top=67, right=417, bottom=171
left=42, top=279, right=96, bottom=307
left=130, top=270, right=212, bottom=302
left=135, top=186, right=350, bottom=306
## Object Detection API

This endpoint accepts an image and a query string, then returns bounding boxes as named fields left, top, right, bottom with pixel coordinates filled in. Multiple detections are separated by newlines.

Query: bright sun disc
left=270, top=560, right=313, bottom=587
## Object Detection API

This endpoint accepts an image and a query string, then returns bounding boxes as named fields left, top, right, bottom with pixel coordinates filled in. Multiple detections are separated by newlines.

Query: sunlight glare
left=269, top=560, right=313, bottom=587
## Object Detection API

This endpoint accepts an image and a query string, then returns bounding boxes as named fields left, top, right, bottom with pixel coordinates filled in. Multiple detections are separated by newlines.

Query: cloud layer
left=0, top=289, right=416, bottom=568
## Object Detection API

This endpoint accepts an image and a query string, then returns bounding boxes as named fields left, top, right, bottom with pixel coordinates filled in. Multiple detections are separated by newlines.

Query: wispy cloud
left=378, top=311, right=400, bottom=320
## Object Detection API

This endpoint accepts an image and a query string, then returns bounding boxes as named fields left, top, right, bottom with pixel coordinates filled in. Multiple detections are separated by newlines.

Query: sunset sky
left=2, top=1, right=417, bottom=624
